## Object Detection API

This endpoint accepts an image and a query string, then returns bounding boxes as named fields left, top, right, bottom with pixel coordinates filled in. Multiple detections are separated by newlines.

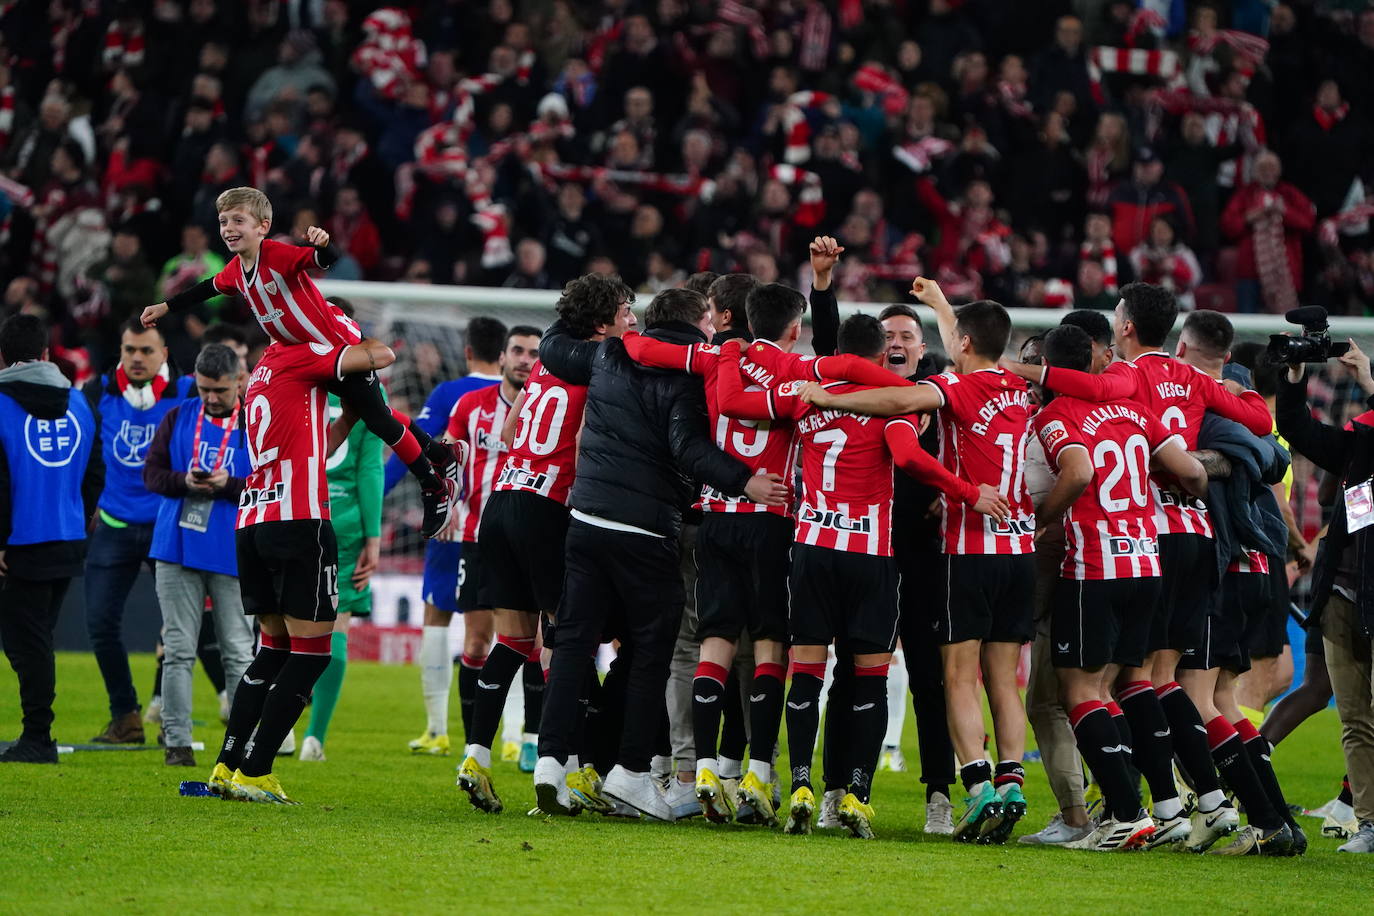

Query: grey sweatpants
left=155, top=562, right=255, bottom=748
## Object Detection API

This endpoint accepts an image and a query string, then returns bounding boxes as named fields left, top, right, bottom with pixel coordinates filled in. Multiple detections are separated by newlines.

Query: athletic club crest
left=263, top=280, right=279, bottom=295
left=113, top=420, right=156, bottom=467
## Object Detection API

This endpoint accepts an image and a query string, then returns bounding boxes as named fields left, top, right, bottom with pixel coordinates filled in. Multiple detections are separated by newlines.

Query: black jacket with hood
left=539, top=319, right=752, bottom=539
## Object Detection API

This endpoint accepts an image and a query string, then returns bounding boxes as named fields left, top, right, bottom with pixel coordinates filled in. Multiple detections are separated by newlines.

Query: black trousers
left=0, top=576, right=72, bottom=743
left=540, top=519, right=684, bottom=772
left=895, top=535, right=956, bottom=791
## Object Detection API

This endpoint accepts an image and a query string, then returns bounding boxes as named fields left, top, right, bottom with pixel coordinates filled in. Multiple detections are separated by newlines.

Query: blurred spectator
left=1165, top=112, right=1240, bottom=257
left=1284, top=80, right=1374, bottom=219
left=245, top=31, right=336, bottom=123
left=5, top=94, right=78, bottom=191
left=503, top=239, right=550, bottom=289
left=1221, top=150, right=1317, bottom=314
left=1106, top=147, right=1194, bottom=256
left=157, top=225, right=224, bottom=305
left=82, top=228, right=157, bottom=357
left=1073, top=259, right=1117, bottom=311
left=1129, top=216, right=1202, bottom=311
left=328, top=187, right=381, bottom=276
left=543, top=182, right=601, bottom=287
left=1030, top=16, right=1096, bottom=117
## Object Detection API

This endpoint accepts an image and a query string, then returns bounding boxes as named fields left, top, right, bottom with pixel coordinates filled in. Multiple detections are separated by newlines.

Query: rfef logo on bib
left=113, top=420, right=156, bottom=467
left=25, top=411, right=83, bottom=467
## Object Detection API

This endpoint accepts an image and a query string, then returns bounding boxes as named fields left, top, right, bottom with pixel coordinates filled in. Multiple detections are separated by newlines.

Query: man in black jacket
left=533, top=287, right=786, bottom=820
left=0, top=315, right=104, bottom=763
left=1277, top=344, right=1374, bottom=853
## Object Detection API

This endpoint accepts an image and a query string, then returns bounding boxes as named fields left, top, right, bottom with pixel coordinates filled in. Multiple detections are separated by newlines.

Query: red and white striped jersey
left=237, top=341, right=345, bottom=528
left=761, top=380, right=911, bottom=557
left=445, top=383, right=513, bottom=542
left=623, top=336, right=799, bottom=516
left=495, top=360, right=585, bottom=506
left=1227, top=549, right=1270, bottom=575
left=921, top=369, right=1036, bottom=555
left=1041, top=352, right=1274, bottom=539
left=213, top=239, right=362, bottom=348
left=1035, top=396, right=1180, bottom=580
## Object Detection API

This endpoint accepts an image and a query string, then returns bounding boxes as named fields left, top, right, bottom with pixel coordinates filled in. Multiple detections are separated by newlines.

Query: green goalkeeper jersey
left=326, top=392, right=384, bottom=541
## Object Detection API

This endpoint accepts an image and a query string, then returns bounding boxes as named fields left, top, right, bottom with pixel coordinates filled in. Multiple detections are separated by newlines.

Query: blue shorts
left=423, top=540, right=462, bottom=613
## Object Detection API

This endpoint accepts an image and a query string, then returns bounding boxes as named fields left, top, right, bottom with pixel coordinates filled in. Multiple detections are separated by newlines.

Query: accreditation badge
left=179, top=497, right=213, bottom=533
left=1344, top=479, right=1374, bottom=533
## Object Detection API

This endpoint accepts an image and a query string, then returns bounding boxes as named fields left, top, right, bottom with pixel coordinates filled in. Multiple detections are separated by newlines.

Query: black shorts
left=1152, top=533, right=1217, bottom=654
left=694, top=512, right=792, bottom=643
left=1180, top=570, right=1268, bottom=673
left=1050, top=577, right=1160, bottom=670
left=789, top=544, right=899, bottom=655
left=938, top=553, right=1035, bottom=645
left=455, top=540, right=492, bottom=614
left=1247, top=556, right=1290, bottom=659
left=478, top=490, right=569, bottom=614
left=237, top=519, right=339, bottom=623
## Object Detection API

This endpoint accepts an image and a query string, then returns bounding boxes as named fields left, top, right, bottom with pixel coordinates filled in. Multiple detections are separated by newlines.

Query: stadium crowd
left=4, top=1, right=1374, bottom=383
left=0, top=0, right=1373, bottom=861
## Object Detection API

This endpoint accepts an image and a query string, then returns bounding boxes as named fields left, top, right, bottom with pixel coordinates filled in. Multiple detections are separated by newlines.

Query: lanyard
left=191, top=400, right=242, bottom=474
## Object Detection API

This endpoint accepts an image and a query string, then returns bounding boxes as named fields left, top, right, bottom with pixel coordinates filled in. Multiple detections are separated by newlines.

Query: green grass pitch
left=0, top=653, right=1362, bottom=914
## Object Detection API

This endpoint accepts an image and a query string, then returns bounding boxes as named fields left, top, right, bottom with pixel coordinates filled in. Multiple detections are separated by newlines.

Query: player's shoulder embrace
left=776, top=379, right=806, bottom=397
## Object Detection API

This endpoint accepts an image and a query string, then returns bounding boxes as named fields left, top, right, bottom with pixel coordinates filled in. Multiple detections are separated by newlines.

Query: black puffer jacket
left=540, top=319, right=752, bottom=539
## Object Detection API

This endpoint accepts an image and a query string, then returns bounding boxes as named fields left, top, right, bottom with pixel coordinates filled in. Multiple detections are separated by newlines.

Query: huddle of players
left=437, top=238, right=1302, bottom=854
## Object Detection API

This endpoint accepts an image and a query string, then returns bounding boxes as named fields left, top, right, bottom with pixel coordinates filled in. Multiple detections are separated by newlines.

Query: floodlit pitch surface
left=0, top=653, right=1361, bottom=914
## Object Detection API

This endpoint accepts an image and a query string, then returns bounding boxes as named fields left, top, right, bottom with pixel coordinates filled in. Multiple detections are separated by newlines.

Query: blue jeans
left=84, top=518, right=155, bottom=718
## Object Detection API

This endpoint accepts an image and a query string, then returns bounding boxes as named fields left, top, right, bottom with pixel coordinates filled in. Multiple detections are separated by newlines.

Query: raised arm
left=1275, top=367, right=1353, bottom=476
left=539, top=319, right=598, bottom=386
left=1037, top=362, right=1136, bottom=402
left=909, top=276, right=958, bottom=359
left=813, top=354, right=917, bottom=388
left=808, top=236, right=843, bottom=356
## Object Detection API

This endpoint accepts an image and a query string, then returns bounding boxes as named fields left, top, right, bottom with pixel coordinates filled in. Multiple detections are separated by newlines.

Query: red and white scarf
left=116, top=361, right=170, bottom=410
left=103, top=21, right=145, bottom=70
left=1313, top=103, right=1349, bottom=132
left=1253, top=201, right=1298, bottom=314
left=779, top=91, right=831, bottom=164
left=1080, top=239, right=1118, bottom=293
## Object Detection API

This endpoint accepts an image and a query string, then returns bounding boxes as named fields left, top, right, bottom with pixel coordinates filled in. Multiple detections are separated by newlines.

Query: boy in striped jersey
left=142, top=187, right=460, bottom=540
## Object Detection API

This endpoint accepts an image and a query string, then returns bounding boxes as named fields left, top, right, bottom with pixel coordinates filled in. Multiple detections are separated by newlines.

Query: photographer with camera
left=1275, top=306, right=1374, bottom=854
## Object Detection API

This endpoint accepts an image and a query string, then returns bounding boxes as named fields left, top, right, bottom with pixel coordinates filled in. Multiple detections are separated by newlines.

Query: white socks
left=466, top=743, right=492, bottom=768
left=420, top=625, right=452, bottom=735
left=748, top=758, right=771, bottom=780
left=884, top=649, right=908, bottom=747
left=501, top=673, right=523, bottom=744
left=696, top=756, right=717, bottom=777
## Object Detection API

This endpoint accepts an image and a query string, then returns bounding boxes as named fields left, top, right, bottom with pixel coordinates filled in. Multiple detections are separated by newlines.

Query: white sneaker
left=1186, top=800, right=1239, bottom=852
left=817, top=788, right=844, bottom=829
left=1145, top=813, right=1192, bottom=849
left=924, top=792, right=956, bottom=836
left=1338, top=821, right=1374, bottom=853
left=218, top=690, right=231, bottom=724
left=277, top=730, right=296, bottom=756
left=664, top=779, right=699, bottom=821
left=879, top=745, right=907, bottom=773
left=602, top=764, right=674, bottom=821
left=1067, top=814, right=1155, bottom=851
left=144, top=695, right=163, bottom=724
left=533, top=756, right=575, bottom=816
left=1018, top=812, right=1094, bottom=845
left=298, top=735, right=325, bottom=762
left=1322, top=799, right=1358, bottom=839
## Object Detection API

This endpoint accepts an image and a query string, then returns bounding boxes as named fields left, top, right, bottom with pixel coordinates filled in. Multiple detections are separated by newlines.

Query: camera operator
left=1276, top=335, right=1374, bottom=854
